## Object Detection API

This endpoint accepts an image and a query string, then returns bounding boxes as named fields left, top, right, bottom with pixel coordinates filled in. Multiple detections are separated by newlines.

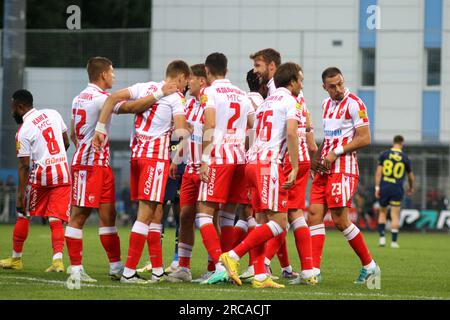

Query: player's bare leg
left=307, top=203, right=327, bottom=280
left=377, top=206, right=388, bottom=247
left=168, top=204, right=196, bottom=282
left=287, top=209, right=316, bottom=285
left=121, top=200, right=157, bottom=284
left=98, top=202, right=122, bottom=279
left=331, top=207, right=380, bottom=284
left=0, top=213, right=29, bottom=270
left=390, top=206, right=400, bottom=248
left=65, top=206, right=97, bottom=282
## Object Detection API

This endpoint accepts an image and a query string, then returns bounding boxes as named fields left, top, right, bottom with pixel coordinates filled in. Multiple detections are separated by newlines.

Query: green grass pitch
left=0, top=224, right=449, bottom=300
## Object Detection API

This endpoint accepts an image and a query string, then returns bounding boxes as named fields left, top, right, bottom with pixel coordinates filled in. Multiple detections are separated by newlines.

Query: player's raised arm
left=283, top=118, right=299, bottom=189
left=114, top=81, right=178, bottom=115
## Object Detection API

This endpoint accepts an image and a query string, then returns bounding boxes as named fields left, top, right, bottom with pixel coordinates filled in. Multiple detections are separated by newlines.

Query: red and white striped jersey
left=128, top=81, right=186, bottom=161
left=247, top=87, right=301, bottom=164
left=16, top=108, right=71, bottom=187
left=296, top=91, right=312, bottom=163
left=71, top=83, right=111, bottom=167
left=184, top=96, right=205, bottom=174
left=320, top=89, right=370, bottom=176
left=200, top=79, right=254, bottom=165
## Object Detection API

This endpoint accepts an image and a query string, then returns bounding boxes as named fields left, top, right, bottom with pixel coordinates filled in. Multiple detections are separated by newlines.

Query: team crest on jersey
left=16, top=141, right=20, bottom=152
left=181, top=97, right=186, bottom=105
left=358, top=110, right=368, bottom=119
left=200, top=94, right=208, bottom=105
left=295, top=102, right=303, bottom=112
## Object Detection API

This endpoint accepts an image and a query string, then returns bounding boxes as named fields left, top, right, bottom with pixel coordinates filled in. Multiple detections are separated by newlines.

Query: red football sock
left=148, top=224, right=163, bottom=269
left=343, top=224, right=373, bottom=266
left=247, top=225, right=256, bottom=267
left=124, top=221, right=149, bottom=270
left=49, top=219, right=65, bottom=255
left=294, top=227, right=314, bottom=271
left=178, top=242, right=192, bottom=269
left=200, top=224, right=222, bottom=264
left=232, top=225, right=248, bottom=247
left=65, top=226, right=83, bottom=266
left=310, top=224, right=326, bottom=269
left=207, top=257, right=215, bottom=272
left=12, top=217, right=29, bottom=254
left=276, top=234, right=290, bottom=269
left=99, top=227, right=121, bottom=263
left=233, top=222, right=280, bottom=258
left=252, top=242, right=266, bottom=276
left=220, top=226, right=235, bottom=252
left=265, top=232, right=284, bottom=261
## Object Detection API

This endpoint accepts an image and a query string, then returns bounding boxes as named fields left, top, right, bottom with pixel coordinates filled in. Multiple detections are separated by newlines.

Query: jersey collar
left=212, top=79, right=231, bottom=85
left=391, top=148, right=402, bottom=152
left=22, top=108, right=37, bottom=121
left=88, top=83, right=107, bottom=93
left=275, top=87, right=293, bottom=96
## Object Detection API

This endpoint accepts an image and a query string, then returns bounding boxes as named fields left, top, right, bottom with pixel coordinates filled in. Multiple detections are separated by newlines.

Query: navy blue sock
left=392, top=229, right=398, bottom=242
left=377, top=223, right=386, bottom=237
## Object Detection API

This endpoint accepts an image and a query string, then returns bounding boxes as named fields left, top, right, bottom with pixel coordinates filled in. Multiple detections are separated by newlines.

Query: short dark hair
left=190, top=63, right=206, bottom=78
left=166, top=60, right=191, bottom=78
left=393, top=135, right=404, bottom=144
left=205, top=52, right=227, bottom=77
left=87, top=57, right=112, bottom=82
left=322, top=67, right=343, bottom=83
left=250, top=48, right=281, bottom=67
left=273, top=62, right=302, bottom=89
left=12, top=89, right=33, bottom=107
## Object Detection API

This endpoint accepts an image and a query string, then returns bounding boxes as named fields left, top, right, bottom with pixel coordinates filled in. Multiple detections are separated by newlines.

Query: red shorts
left=310, top=172, right=358, bottom=208
left=130, top=159, right=169, bottom=203
left=180, top=171, right=201, bottom=207
left=71, top=165, right=116, bottom=208
left=227, top=164, right=251, bottom=205
left=284, top=162, right=310, bottom=210
left=25, top=184, right=71, bottom=222
left=246, top=161, right=288, bottom=213
left=197, top=164, right=248, bottom=204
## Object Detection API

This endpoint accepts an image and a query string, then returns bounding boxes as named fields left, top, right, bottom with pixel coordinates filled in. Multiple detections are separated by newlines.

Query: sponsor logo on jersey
left=262, top=175, right=269, bottom=204
left=144, top=166, right=156, bottom=196
left=323, top=128, right=342, bottom=137
left=207, top=167, right=216, bottom=196
left=200, top=94, right=208, bottom=105
left=358, top=109, right=368, bottom=119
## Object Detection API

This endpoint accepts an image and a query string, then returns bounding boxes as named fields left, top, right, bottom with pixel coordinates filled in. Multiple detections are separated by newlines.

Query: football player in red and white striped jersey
left=220, top=62, right=302, bottom=289
left=167, top=63, right=208, bottom=283
left=195, top=53, right=255, bottom=284
left=92, top=60, right=189, bottom=284
left=249, top=48, right=298, bottom=281
left=0, top=90, right=70, bottom=273
left=308, top=67, right=380, bottom=285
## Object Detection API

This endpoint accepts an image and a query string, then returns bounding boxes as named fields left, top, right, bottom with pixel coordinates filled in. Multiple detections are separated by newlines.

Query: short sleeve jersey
left=16, top=108, right=71, bottom=187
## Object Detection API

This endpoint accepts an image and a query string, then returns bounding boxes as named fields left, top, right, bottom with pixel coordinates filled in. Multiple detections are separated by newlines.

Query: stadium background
left=0, top=0, right=448, bottom=232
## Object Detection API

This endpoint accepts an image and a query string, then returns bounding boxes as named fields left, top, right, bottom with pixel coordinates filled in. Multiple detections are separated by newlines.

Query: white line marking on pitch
left=0, top=275, right=445, bottom=300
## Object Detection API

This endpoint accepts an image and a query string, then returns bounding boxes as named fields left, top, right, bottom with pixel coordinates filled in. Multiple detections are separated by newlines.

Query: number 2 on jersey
left=75, top=109, right=87, bottom=140
left=227, top=102, right=240, bottom=134
left=42, top=127, right=61, bottom=155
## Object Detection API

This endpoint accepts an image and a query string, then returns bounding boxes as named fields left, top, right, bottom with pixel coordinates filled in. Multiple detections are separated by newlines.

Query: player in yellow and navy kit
left=375, top=135, right=414, bottom=248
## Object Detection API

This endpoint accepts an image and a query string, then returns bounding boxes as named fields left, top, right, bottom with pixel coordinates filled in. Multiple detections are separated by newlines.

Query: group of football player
left=0, top=48, right=380, bottom=289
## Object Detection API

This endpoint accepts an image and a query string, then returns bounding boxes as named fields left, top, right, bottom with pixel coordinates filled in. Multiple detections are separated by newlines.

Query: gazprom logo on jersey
left=191, top=134, right=202, bottom=144
left=324, top=128, right=342, bottom=137
left=144, top=167, right=156, bottom=196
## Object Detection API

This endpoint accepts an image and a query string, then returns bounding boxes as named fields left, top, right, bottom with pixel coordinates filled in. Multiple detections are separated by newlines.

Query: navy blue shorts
left=163, top=163, right=186, bottom=202
left=379, top=185, right=403, bottom=207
